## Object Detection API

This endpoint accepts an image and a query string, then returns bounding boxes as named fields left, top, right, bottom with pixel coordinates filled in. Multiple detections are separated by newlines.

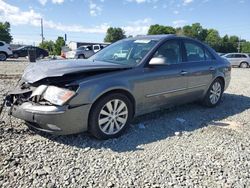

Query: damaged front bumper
left=10, top=102, right=91, bottom=135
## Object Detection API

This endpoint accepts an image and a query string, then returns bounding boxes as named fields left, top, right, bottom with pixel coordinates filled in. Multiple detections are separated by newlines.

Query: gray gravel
left=0, top=62, right=250, bottom=187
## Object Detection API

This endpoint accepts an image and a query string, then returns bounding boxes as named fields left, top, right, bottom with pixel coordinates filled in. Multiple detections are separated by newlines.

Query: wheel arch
left=240, top=61, right=249, bottom=66
left=214, top=76, right=225, bottom=90
left=88, top=88, right=136, bottom=123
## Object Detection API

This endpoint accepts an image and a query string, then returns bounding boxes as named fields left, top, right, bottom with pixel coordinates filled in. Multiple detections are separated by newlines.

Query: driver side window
left=153, top=40, right=181, bottom=65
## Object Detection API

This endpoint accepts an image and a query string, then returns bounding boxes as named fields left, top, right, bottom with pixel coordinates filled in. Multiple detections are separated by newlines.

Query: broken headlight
left=31, top=85, right=76, bottom=106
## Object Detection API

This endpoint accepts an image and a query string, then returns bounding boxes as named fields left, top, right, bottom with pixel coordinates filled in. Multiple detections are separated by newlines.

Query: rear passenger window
left=205, top=49, right=215, bottom=60
left=0, top=42, right=4, bottom=46
left=184, top=42, right=205, bottom=62
left=235, top=54, right=242, bottom=58
left=241, top=54, right=247, bottom=58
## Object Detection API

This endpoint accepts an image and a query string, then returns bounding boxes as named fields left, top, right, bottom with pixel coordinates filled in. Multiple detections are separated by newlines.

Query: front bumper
left=10, top=102, right=91, bottom=135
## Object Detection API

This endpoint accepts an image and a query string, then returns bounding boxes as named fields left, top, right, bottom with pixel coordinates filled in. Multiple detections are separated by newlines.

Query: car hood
left=22, top=59, right=132, bottom=84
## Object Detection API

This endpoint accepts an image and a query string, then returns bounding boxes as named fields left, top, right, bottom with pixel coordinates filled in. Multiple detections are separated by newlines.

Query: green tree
left=148, top=24, right=176, bottom=35
left=39, top=40, right=55, bottom=55
left=104, top=27, right=126, bottom=43
left=0, top=22, right=13, bottom=43
left=205, top=29, right=222, bottom=51
left=241, top=41, right=250, bottom=53
left=181, top=23, right=207, bottom=41
left=54, top=36, right=65, bottom=55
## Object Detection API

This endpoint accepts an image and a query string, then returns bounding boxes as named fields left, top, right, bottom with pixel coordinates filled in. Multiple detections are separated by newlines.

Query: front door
left=141, top=39, right=189, bottom=113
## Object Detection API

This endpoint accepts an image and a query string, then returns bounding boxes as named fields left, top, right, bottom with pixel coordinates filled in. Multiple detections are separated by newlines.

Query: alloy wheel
left=0, top=53, right=7, bottom=61
left=98, top=99, right=128, bottom=135
left=209, top=81, right=222, bottom=105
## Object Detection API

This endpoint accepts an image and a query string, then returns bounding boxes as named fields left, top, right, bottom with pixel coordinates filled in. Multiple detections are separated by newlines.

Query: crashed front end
left=5, top=79, right=91, bottom=135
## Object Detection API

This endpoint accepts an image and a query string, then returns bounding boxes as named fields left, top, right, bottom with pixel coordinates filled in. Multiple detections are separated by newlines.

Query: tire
left=0, top=52, right=7, bottom=61
left=240, top=62, right=249, bottom=68
left=89, top=93, right=133, bottom=139
left=78, top=54, right=85, bottom=59
left=39, top=54, right=44, bottom=59
left=13, top=53, right=19, bottom=58
left=203, top=79, right=224, bottom=107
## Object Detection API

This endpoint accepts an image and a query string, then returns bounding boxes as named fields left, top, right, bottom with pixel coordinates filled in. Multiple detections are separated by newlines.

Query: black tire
left=240, top=62, right=249, bottom=68
left=78, top=54, right=85, bottom=59
left=203, top=79, right=224, bottom=107
left=13, top=53, right=19, bottom=58
left=39, top=54, right=44, bottom=59
left=0, top=52, right=7, bottom=61
left=89, top=93, right=133, bottom=140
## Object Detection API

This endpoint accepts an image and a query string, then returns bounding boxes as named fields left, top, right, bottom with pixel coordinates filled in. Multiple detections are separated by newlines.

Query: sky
left=0, top=0, right=250, bottom=45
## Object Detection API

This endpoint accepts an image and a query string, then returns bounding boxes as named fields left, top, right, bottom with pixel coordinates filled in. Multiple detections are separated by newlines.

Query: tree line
left=1, top=21, right=249, bottom=54
left=104, top=23, right=250, bottom=53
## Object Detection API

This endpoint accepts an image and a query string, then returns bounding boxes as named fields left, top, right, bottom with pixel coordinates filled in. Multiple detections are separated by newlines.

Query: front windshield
left=90, top=39, right=159, bottom=65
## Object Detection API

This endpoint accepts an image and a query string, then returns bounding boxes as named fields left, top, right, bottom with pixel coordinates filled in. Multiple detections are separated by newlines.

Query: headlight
left=31, top=85, right=76, bottom=106
left=43, top=86, right=76, bottom=106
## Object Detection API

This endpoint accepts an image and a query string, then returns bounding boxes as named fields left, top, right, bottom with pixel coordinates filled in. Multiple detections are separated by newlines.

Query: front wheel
left=0, top=52, right=7, bottom=61
left=203, top=79, right=224, bottom=107
left=89, top=93, right=133, bottom=139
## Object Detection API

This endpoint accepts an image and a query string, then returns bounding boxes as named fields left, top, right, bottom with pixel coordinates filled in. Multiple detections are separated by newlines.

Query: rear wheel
left=0, top=52, right=7, bottom=61
left=203, top=79, right=224, bottom=107
left=39, top=54, right=44, bottom=59
left=240, top=62, right=249, bottom=68
left=89, top=93, right=133, bottom=139
left=13, top=53, right=19, bottom=58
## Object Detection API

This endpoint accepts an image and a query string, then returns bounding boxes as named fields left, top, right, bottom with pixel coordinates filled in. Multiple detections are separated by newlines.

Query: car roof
left=131, top=34, right=176, bottom=41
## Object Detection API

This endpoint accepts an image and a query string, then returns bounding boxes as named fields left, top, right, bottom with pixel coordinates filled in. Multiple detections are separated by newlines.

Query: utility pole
left=64, top=33, right=67, bottom=43
left=238, top=36, right=241, bottom=53
left=41, top=18, right=44, bottom=44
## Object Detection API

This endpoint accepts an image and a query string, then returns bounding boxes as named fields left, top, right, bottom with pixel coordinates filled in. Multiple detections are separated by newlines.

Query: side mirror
left=149, top=57, right=167, bottom=65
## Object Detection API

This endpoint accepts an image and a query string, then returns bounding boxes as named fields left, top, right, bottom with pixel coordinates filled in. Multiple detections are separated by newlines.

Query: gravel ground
left=0, top=61, right=250, bottom=187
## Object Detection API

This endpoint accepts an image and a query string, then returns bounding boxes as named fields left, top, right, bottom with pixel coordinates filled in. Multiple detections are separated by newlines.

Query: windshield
left=90, top=39, right=159, bottom=65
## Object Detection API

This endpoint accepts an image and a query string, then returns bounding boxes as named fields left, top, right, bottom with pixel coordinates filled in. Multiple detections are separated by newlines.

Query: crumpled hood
left=22, top=59, right=131, bottom=83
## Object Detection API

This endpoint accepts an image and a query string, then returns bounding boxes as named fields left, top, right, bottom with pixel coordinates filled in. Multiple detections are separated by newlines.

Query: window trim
left=182, top=39, right=207, bottom=63
left=147, top=39, right=183, bottom=67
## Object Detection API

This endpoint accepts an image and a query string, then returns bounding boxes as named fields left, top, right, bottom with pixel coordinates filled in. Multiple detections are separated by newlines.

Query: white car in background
left=113, top=50, right=129, bottom=59
left=0, top=41, right=13, bottom=61
left=223, top=53, right=250, bottom=68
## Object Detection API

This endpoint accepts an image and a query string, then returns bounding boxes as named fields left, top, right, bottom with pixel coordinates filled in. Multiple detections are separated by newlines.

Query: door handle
left=209, top=67, right=215, bottom=71
left=180, top=71, right=188, bottom=76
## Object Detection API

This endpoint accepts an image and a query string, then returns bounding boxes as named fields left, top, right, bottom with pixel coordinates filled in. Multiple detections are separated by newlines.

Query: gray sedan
left=5, top=35, right=231, bottom=139
left=223, top=53, right=250, bottom=68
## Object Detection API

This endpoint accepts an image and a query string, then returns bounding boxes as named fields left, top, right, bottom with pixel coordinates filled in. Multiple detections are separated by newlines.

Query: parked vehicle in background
left=5, top=35, right=231, bottom=139
left=66, top=46, right=95, bottom=59
left=65, top=44, right=107, bottom=59
left=12, top=46, right=49, bottom=59
left=113, top=50, right=129, bottom=59
left=0, top=41, right=13, bottom=61
left=217, top=52, right=226, bottom=56
left=223, top=53, right=250, bottom=68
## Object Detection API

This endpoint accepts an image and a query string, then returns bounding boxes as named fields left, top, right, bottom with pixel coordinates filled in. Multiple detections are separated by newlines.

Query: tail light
left=8, top=47, right=12, bottom=51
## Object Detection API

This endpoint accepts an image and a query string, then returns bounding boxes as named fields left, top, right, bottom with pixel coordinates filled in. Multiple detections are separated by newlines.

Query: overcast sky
left=0, top=0, right=249, bottom=45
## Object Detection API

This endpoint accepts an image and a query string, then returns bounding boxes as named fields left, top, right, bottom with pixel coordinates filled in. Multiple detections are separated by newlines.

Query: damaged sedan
left=3, top=35, right=231, bottom=139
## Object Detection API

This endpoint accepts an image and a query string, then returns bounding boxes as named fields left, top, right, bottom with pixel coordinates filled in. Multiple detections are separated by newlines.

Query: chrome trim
left=188, top=84, right=207, bottom=89
left=145, top=84, right=206, bottom=98
left=146, top=88, right=187, bottom=98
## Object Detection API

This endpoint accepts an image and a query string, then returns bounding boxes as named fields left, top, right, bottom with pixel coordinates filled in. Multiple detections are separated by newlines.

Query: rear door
left=225, top=54, right=237, bottom=66
left=182, top=39, right=215, bottom=100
